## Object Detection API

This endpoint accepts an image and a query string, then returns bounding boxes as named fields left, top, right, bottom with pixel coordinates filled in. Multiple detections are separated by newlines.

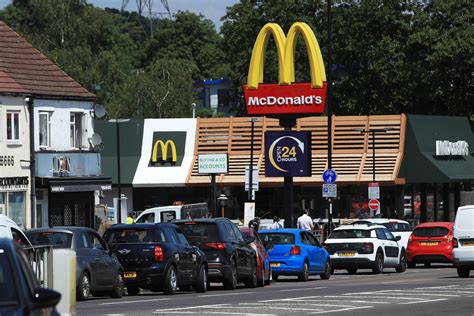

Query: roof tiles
left=0, top=21, right=95, bottom=100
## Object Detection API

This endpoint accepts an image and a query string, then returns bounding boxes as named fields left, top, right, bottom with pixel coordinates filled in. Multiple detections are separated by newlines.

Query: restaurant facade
left=97, top=114, right=474, bottom=226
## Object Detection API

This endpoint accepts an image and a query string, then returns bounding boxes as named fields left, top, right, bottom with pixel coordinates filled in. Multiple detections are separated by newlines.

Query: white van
left=135, top=203, right=209, bottom=224
left=453, top=205, right=474, bottom=278
left=0, top=214, right=32, bottom=247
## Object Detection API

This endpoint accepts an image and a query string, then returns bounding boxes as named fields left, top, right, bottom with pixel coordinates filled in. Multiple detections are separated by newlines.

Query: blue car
left=259, top=229, right=332, bottom=281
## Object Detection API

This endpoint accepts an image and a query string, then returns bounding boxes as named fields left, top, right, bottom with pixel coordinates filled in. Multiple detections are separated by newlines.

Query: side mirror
left=395, top=235, right=402, bottom=241
left=32, top=288, right=61, bottom=308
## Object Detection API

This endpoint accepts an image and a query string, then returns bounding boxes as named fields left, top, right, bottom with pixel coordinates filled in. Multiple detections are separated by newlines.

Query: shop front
left=35, top=152, right=111, bottom=228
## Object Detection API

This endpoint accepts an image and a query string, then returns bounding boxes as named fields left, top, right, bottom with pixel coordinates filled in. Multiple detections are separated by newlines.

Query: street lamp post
left=109, top=118, right=130, bottom=223
left=354, top=127, right=394, bottom=181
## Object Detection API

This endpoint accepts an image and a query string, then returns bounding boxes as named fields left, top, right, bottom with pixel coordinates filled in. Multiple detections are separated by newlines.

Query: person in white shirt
left=297, top=209, right=314, bottom=231
left=270, top=216, right=283, bottom=229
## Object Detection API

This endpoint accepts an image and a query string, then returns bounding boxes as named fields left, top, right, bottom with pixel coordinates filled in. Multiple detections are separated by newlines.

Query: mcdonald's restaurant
left=94, top=113, right=474, bottom=226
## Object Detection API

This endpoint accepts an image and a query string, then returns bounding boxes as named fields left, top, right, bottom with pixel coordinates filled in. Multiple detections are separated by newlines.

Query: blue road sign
left=322, top=169, right=337, bottom=184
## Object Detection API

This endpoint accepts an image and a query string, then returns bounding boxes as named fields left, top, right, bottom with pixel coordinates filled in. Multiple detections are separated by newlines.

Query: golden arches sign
left=243, top=22, right=327, bottom=116
left=247, top=22, right=326, bottom=90
left=151, top=140, right=177, bottom=163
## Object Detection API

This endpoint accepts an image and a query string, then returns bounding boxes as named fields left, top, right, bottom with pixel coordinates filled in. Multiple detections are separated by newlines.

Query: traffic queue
left=0, top=204, right=472, bottom=314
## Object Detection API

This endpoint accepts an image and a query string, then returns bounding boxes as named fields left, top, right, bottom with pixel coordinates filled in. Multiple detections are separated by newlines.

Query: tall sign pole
left=327, top=0, right=334, bottom=234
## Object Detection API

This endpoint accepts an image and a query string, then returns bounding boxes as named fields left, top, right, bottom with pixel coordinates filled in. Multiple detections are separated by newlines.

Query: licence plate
left=339, top=251, right=356, bottom=257
left=420, top=242, right=438, bottom=246
left=463, top=242, right=474, bottom=246
left=124, top=271, right=137, bottom=279
left=271, top=263, right=280, bottom=267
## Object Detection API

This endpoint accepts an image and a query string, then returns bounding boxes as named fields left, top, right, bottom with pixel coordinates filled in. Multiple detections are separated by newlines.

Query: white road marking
left=376, top=290, right=459, bottom=297
left=279, top=286, right=327, bottom=292
left=399, top=298, right=449, bottom=305
left=311, top=306, right=374, bottom=314
left=154, top=304, right=227, bottom=312
left=198, top=291, right=256, bottom=298
left=317, top=297, right=390, bottom=304
left=100, top=298, right=168, bottom=305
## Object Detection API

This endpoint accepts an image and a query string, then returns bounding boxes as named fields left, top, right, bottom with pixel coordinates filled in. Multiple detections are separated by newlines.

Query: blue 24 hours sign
left=265, top=131, right=311, bottom=177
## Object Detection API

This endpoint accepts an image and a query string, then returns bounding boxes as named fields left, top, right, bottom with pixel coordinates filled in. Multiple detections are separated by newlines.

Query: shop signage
left=243, top=22, right=327, bottom=116
left=435, top=140, right=469, bottom=156
left=0, top=155, right=14, bottom=166
left=149, top=132, right=186, bottom=167
left=265, top=131, right=311, bottom=177
left=245, top=165, right=259, bottom=191
left=0, top=176, right=29, bottom=187
left=198, top=154, right=228, bottom=174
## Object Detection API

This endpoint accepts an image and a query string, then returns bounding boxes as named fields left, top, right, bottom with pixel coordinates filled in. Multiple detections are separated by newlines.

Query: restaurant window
left=39, top=111, right=52, bottom=148
left=70, top=113, right=84, bottom=148
left=6, top=111, right=20, bottom=142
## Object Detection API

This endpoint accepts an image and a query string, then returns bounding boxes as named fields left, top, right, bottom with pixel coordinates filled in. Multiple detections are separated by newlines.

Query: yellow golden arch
left=247, top=22, right=326, bottom=90
left=151, top=140, right=177, bottom=163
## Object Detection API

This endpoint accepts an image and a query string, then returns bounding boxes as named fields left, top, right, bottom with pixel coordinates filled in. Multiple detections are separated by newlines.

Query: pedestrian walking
left=297, top=209, right=314, bottom=231
left=270, top=216, right=283, bottom=229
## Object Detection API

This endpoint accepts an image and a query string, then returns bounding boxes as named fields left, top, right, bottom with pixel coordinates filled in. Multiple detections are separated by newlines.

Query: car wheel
left=408, top=261, right=416, bottom=269
left=298, top=261, right=309, bottom=281
left=245, top=259, right=258, bottom=288
left=372, top=252, right=384, bottom=274
left=264, top=266, right=271, bottom=286
left=320, top=260, right=331, bottom=280
left=457, top=267, right=470, bottom=278
left=127, top=286, right=140, bottom=295
left=110, top=272, right=124, bottom=298
left=396, top=251, right=407, bottom=273
left=223, top=259, right=237, bottom=290
left=347, top=268, right=357, bottom=275
left=272, top=272, right=279, bottom=281
left=77, top=273, right=90, bottom=301
left=195, top=264, right=207, bottom=293
left=163, top=265, right=177, bottom=295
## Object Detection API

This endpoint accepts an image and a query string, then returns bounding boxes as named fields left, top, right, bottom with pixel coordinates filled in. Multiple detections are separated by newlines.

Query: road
left=77, top=266, right=474, bottom=316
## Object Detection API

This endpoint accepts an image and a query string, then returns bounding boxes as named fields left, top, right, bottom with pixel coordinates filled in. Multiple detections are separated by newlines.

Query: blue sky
left=0, top=0, right=239, bottom=30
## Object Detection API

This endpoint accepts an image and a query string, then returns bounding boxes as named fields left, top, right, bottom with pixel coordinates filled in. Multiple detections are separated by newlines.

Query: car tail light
left=206, top=242, right=226, bottom=250
left=362, top=242, right=374, bottom=252
left=408, top=234, right=414, bottom=244
left=290, top=245, right=301, bottom=255
left=453, top=238, right=458, bottom=248
left=154, top=246, right=164, bottom=262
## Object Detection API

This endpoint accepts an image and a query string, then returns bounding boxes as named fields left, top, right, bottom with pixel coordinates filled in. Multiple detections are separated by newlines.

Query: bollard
left=52, top=249, right=76, bottom=315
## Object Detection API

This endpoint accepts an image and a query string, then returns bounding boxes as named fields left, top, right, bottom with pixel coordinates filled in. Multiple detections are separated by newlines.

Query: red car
left=407, top=222, right=454, bottom=268
left=239, top=227, right=271, bottom=286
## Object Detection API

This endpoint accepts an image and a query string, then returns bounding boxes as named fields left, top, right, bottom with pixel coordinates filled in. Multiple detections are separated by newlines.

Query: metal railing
left=24, top=245, right=53, bottom=288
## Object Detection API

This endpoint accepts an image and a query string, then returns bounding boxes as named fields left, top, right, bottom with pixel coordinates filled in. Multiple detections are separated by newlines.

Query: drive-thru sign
left=369, top=199, right=380, bottom=211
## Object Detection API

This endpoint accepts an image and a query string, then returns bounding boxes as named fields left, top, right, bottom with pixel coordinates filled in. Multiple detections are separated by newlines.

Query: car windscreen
left=260, top=233, right=295, bottom=245
left=103, top=229, right=166, bottom=244
left=329, top=229, right=371, bottom=239
left=413, top=227, right=449, bottom=237
left=176, top=223, right=219, bottom=242
left=0, top=248, right=19, bottom=306
left=27, top=232, right=73, bottom=248
left=382, top=222, right=412, bottom=232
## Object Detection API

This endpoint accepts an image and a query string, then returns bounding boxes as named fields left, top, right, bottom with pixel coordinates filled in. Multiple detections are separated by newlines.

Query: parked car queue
left=1, top=205, right=473, bottom=306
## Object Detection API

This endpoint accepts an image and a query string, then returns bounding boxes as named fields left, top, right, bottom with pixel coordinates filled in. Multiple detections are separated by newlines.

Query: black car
left=174, top=218, right=257, bottom=290
left=103, top=223, right=208, bottom=295
left=26, top=227, right=124, bottom=301
left=0, top=238, right=61, bottom=316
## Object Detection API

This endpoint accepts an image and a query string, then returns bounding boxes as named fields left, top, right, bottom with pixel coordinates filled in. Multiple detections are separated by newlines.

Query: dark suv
left=174, top=218, right=257, bottom=290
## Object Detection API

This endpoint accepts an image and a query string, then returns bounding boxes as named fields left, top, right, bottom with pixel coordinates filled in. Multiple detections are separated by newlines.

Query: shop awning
left=37, top=176, right=112, bottom=192
left=399, top=115, right=474, bottom=183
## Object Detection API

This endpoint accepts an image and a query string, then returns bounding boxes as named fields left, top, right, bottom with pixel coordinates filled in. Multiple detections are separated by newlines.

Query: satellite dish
left=90, top=133, right=102, bottom=146
left=94, top=104, right=106, bottom=118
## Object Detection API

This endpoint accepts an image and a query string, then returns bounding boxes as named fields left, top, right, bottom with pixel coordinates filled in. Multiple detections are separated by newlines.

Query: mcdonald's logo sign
left=243, top=22, right=327, bottom=116
left=149, top=132, right=186, bottom=167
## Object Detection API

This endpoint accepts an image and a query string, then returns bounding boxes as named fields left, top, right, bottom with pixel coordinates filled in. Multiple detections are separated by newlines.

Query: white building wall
left=0, top=95, right=31, bottom=228
left=34, top=99, right=94, bottom=151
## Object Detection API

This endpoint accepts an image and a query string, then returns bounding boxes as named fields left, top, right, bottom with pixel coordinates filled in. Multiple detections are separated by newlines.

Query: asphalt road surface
left=77, top=265, right=474, bottom=316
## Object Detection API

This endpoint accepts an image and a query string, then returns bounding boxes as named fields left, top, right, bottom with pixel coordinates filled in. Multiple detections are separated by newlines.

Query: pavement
left=77, top=265, right=474, bottom=316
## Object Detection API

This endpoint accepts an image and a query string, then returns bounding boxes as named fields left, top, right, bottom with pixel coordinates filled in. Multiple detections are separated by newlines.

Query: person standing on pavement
left=297, top=209, right=314, bottom=231
left=126, top=211, right=135, bottom=224
left=270, top=216, right=283, bottom=229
